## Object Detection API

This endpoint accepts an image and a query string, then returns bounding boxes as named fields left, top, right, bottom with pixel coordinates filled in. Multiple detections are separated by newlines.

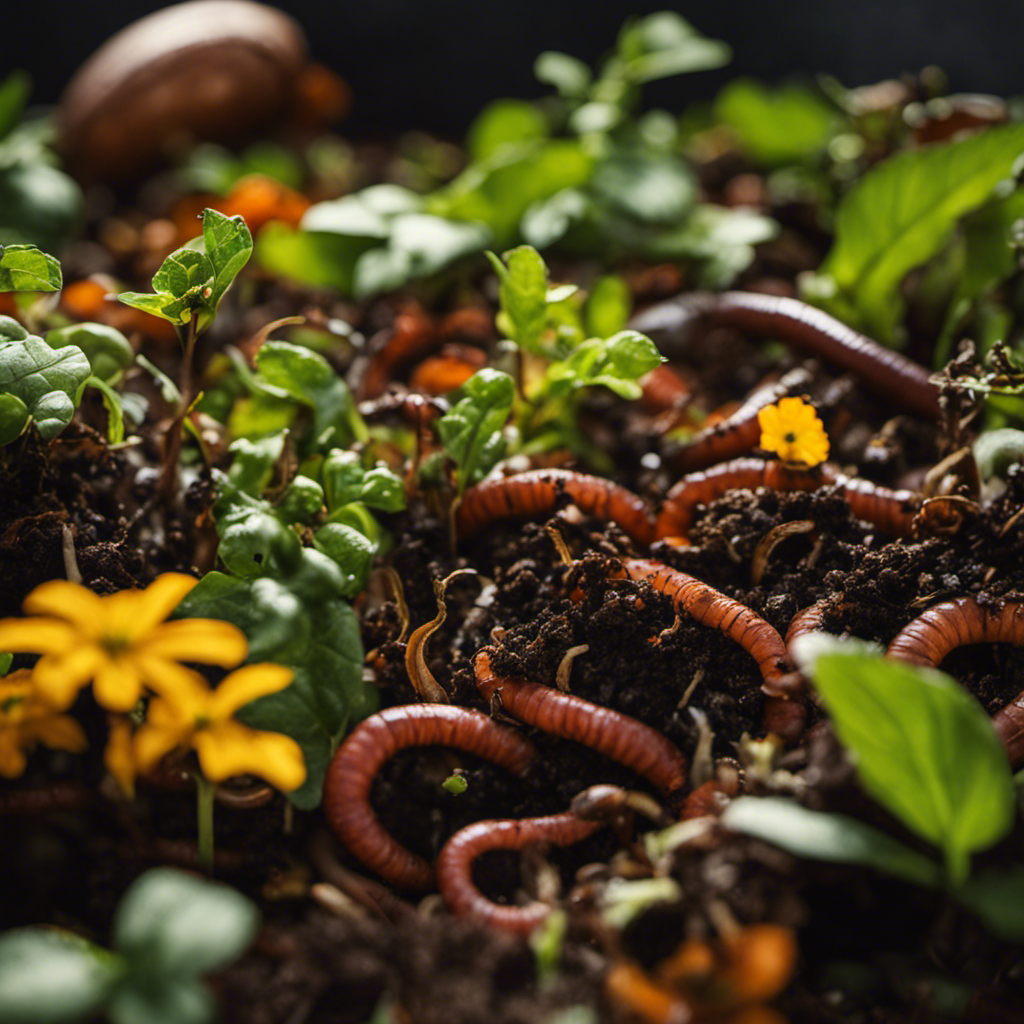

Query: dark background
left=14, top=1, right=1024, bottom=137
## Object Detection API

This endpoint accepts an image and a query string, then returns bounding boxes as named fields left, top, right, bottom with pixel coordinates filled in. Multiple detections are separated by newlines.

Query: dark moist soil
left=5, top=257, right=1024, bottom=1022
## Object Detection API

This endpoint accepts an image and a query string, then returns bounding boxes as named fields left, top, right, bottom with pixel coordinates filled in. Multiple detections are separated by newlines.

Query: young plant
left=720, top=643, right=1024, bottom=940
left=0, top=867, right=258, bottom=1024
left=117, top=208, right=253, bottom=496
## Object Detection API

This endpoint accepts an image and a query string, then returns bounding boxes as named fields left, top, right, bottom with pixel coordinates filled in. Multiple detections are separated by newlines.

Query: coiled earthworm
left=436, top=808, right=603, bottom=935
left=474, top=650, right=687, bottom=803
left=655, top=458, right=919, bottom=540
left=630, top=291, right=941, bottom=420
left=885, top=597, right=1024, bottom=766
left=323, top=704, right=538, bottom=891
left=670, top=367, right=814, bottom=473
left=456, top=469, right=656, bottom=547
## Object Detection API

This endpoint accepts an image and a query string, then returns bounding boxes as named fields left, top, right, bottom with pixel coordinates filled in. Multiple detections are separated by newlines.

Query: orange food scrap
left=408, top=345, right=487, bottom=395
left=221, top=174, right=311, bottom=234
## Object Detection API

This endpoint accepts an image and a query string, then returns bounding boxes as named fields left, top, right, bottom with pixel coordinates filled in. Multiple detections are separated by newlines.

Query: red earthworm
left=785, top=600, right=830, bottom=651
left=323, top=704, right=538, bottom=891
left=621, top=558, right=790, bottom=689
left=655, top=458, right=919, bottom=541
left=436, top=809, right=603, bottom=935
left=670, top=367, right=814, bottom=473
left=474, top=650, right=687, bottom=803
left=640, top=364, right=694, bottom=414
left=456, top=469, right=656, bottom=547
left=630, top=291, right=941, bottom=420
left=886, top=597, right=1024, bottom=766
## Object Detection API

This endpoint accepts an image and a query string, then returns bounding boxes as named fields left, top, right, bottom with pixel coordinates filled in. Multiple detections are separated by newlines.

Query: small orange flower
left=0, top=670, right=87, bottom=778
left=0, top=575, right=248, bottom=712
left=758, top=397, right=829, bottom=466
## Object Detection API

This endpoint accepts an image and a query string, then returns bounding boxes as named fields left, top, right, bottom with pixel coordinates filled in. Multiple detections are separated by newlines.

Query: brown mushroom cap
left=58, top=0, right=307, bottom=184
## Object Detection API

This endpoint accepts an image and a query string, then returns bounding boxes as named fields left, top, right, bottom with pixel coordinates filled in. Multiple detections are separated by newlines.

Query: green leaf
left=0, top=71, right=30, bottom=142
left=615, top=12, right=731, bottom=84
left=227, top=433, right=286, bottom=495
left=467, top=99, right=550, bottom=161
left=974, top=428, right=1024, bottom=482
left=585, top=275, right=630, bottom=338
left=254, top=341, right=363, bottom=447
left=721, top=797, right=943, bottom=888
left=487, top=245, right=550, bottom=353
left=0, top=332, right=91, bottom=440
left=534, top=51, right=592, bottom=98
left=439, top=368, right=515, bottom=494
left=957, top=863, right=1024, bottom=941
left=0, top=652, right=12, bottom=674
left=108, top=978, right=212, bottom=1024
left=254, top=222, right=369, bottom=293
left=46, top=323, right=133, bottom=382
left=114, top=868, right=258, bottom=979
left=0, top=163, right=83, bottom=252
left=591, top=152, right=696, bottom=225
left=0, top=929, right=121, bottom=1024
left=0, top=244, right=61, bottom=292
left=312, top=522, right=376, bottom=595
left=810, top=122, right=1024, bottom=343
left=322, top=450, right=406, bottom=514
left=0, top=391, right=29, bottom=444
left=83, top=375, right=125, bottom=444
left=201, top=208, right=253, bottom=312
left=714, top=79, right=837, bottom=165
left=238, top=597, right=376, bottom=808
left=811, top=652, right=1016, bottom=884
left=605, top=330, right=663, bottom=378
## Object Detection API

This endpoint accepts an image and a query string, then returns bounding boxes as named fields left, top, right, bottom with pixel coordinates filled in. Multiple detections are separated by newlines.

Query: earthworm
left=323, top=704, right=538, bottom=891
left=640, top=364, right=693, bottom=414
left=670, top=367, right=814, bottom=473
left=474, top=650, right=687, bottom=803
left=456, top=469, right=656, bottom=547
left=435, top=809, right=603, bottom=935
left=621, top=559, right=790, bottom=689
left=886, top=597, right=1024, bottom=765
left=655, top=458, right=919, bottom=540
left=0, top=781, right=95, bottom=815
left=630, top=291, right=941, bottom=420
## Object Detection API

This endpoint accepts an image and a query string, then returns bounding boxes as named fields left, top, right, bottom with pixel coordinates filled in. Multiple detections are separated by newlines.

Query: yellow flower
left=0, top=669, right=88, bottom=778
left=133, top=664, right=306, bottom=792
left=757, top=397, right=830, bottom=466
left=105, top=715, right=137, bottom=798
left=0, top=574, right=248, bottom=713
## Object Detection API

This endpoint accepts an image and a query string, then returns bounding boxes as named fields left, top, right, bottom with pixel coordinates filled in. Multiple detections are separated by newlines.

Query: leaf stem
left=196, top=772, right=216, bottom=874
left=157, top=311, right=200, bottom=502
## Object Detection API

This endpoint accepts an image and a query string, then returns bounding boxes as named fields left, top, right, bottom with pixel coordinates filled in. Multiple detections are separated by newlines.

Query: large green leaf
left=201, top=208, right=253, bottom=311
left=486, top=245, right=549, bottom=353
left=0, top=332, right=91, bottom=440
left=0, top=243, right=61, bottom=292
left=439, top=368, right=515, bottom=494
left=721, top=797, right=943, bottom=888
left=809, top=122, right=1024, bottom=343
left=0, top=929, right=120, bottom=1024
left=812, top=652, right=1016, bottom=884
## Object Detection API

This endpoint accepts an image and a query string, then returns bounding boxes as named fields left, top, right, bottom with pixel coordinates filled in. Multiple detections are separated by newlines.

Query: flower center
left=101, top=633, right=133, bottom=656
left=784, top=431, right=797, bottom=443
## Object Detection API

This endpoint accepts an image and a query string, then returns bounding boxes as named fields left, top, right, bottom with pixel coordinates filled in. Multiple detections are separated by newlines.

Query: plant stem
left=157, top=311, right=200, bottom=502
left=196, top=772, right=216, bottom=873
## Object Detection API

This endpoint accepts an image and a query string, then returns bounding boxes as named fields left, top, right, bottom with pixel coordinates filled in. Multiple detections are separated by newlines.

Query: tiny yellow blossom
left=133, top=664, right=306, bottom=793
left=757, top=397, right=830, bottom=466
left=0, top=574, right=248, bottom=713
left=0, top=669, right=88, bottom=778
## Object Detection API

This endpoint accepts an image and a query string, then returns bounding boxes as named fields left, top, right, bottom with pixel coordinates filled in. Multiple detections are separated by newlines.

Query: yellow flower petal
left=209, top=664, right=294, bottom=719
left=22, top=581, right=105, bottom=631
left=32, top=646, right=104, bottom=709
left=92, top=656, right=143, bottom=712
left=0, top=619, right=79, bottom=655
left=133, top=713, right=189, bottom=772
left=107, top=574, right=199, bottom=640
left=144, top=620, right=248, bottom=667
left=0, top=732, right=27, bottom=778
left=133, top=657, right=211, bottom=714
left=25, top=713, right=88, bottom=754
left=195, top=721, right=305, bottom=790
left=105, top=717, right=136, bottom=798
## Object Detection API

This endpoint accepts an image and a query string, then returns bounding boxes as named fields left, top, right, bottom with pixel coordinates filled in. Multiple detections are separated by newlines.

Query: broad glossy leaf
left=108, top=978, right=212, bottom=1024
left=721, top=797, right=943, bottom=888
left=810, top=122, right=1024, bottom=342
left=0, top=929, right=120, bottom=1024
left=322, top=450, right=405, bottom=513
left=254, top=222, right=369, bottom=292
left=0, top=391, right=28, bottom=444
left=313, top=522, right=375, bottom=596
left=812, top=652, right=1016, bottom=884
left=47, top=323, right=133, bottom=382
left=114, top=868, right=258, bottom=978
left=0, top=333, right=91, bottom=440
left=201, top=208, right=253, bottom=310
left=591, top=151, right=696, bottom=225
left=605, top=330, right=663, bottom=378
left=0, top=243, right=61, bottom=292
